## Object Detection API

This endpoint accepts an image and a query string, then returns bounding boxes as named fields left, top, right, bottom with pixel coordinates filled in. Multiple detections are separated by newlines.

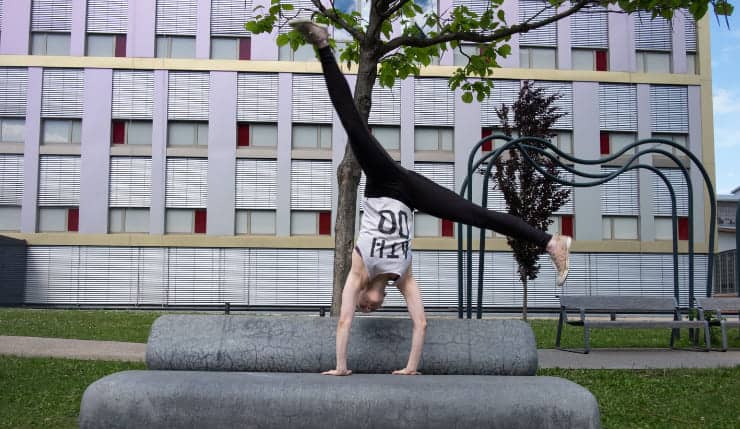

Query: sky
left=711, top=11, right=740, bottom=195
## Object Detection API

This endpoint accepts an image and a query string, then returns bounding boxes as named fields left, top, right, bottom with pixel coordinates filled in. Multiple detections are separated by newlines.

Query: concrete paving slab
left=0, top=336, right=146, bottom=362
left=538, top=348, right=740, bottom=369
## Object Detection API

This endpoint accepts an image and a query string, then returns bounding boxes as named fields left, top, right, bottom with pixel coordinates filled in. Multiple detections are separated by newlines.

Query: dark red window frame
left=678, top=217, right=689, bottom=241
left=115, top=34, right=127, bottom=57
left=112, top=120, right=126, bottom=144
left=194, top=209, right=207, bottom=234
left=595, top=50, right=608, bottom=71
left=67, top=208, right=79, bottom=232
left=237, top=123, right=250, bottom=147
left=599, top=131, right=610, bottom=155
left=318, top=211, right=331, bottom=235
left=481, top=128, right=493, bottom=152
left=441, top=219, right=454, bottom=237
left=239, top=38, right=251, bottom=60
left=561, top=215, right=574, bottom=237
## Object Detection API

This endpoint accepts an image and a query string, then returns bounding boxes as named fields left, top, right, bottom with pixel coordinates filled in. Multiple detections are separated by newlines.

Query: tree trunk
left=522, top=276, right=528, bottom=321
left=330, top=47, right=379, bottom=316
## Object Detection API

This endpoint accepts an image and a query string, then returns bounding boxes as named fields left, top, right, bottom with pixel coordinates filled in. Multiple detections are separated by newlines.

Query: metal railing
left=457, top=135, right=717, bottom=319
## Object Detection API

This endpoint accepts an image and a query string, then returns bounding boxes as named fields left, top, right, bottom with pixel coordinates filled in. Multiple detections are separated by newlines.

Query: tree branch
left=378, top=0, right=592, bottom=56
left=310, top=0, right=366, bottom=43
left=382, top=0, right=414, bottom=20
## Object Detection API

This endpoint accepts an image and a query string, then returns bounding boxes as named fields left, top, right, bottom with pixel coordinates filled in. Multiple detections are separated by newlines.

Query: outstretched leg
left=290, top=19, right=402, bottom=184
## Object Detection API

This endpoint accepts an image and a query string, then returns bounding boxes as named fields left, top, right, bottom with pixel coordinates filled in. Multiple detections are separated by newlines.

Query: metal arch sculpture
left=457, top=134, right=717, bottom=319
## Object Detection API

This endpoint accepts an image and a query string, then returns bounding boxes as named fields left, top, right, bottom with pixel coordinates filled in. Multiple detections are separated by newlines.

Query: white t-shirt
left=355, top=197, right=414, bottom=280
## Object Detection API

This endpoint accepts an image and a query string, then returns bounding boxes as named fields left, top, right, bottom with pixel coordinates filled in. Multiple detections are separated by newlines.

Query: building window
left=38, top=207, right=79, bottom=232
left=636, top=51, right=671, bottom=73
left=211, top=37, right=251, bottom=60
left=0, top=206, right=21, bottom=231
left=370, top=126, right=400, bottom=151
left=686, top=53, right=697, bottom=75
left=109, top=208, right=149, bottom=233
left=291, top=211, right=331, bottom=235
left=237, top=123, right=278, bottom=147
left=278, top=43, right=315, bottom=61
left=30, top=32, right=71, bottom=56
left=235, top=210, right=276, bottom=235
left=547, top=215, right=574, bottom=236
left=571, top=49, right=608, bottom=71
left=168, top=122, right=208, bottom=146
left=165, top=208, right=207, bottom=234
left=0, top=118, right=25, bottom=143
left=602, top=216, right=638, bottom=240
left=292, top=125, right=332, bottom=150
left=156, top=36, right=196, bottom=58
left=86, top=34, right=126, bottom=57
left=415, top=127, right=453, bottom=152
left=651, top=133, right=688, bottom=155
left=519, top=47, right=556, bottom=69
left=551, top=131, right=573, bottom=154
left=111, top=120, right=153, bottom=145
left=42, top=119, right=82, bottom=145
left=453, top=44, right=481, bottom=66
left=600, top=132, right=637, bottom=155
left=655, top=216, right=689, bottom=241
left=414, top=213, right=454, bottom=237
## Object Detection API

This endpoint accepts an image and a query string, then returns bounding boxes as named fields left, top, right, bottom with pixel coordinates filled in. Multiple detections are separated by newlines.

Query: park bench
left=555, top=295, right=710, bottom=353
left=696, top=297, right=740, bottom=351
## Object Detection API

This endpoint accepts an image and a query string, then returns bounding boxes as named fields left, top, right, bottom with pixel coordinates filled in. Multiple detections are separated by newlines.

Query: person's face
left=357, top=286, right=386, bottom=313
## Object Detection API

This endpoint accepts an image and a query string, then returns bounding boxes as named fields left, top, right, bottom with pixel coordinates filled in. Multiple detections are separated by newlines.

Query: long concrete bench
left=146, top=315, right=538, bottom=375
left=80, top=371, right=600, bottom=429
left=556, top=295, right=710, bottom=353
left=80, top=315, right=602, bottom=428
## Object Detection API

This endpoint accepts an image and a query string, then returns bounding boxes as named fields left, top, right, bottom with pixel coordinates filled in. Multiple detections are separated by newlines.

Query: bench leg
left=702, top=324, right=711, bottom=352
left=555, top=311, right=564, bottom=349
left=583, top=326, right=591, bottom=354
left=669, top=328, right=677, bottom=349
left=720, top=321, right=728, bottom=352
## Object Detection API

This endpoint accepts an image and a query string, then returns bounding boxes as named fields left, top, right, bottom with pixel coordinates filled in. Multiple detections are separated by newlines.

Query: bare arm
left=394, top=271, right=427, bottom=375
left=322, top=250, right=366, bottom=376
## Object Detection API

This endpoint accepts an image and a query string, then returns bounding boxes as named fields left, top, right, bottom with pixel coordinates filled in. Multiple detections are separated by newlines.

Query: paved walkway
left=1, top=335, right=738, bottom=369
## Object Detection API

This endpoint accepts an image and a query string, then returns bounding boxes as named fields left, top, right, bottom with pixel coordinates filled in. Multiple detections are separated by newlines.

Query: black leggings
left=318, top=47, right=552, bottom=248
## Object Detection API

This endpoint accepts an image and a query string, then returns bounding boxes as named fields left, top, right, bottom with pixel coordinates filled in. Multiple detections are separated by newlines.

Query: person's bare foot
left=288, top=18, right=329, bottom=48
left=547, top=234, right=572, bottom=287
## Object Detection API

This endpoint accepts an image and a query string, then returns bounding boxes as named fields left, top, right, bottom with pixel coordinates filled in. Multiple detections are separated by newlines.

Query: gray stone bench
left=556, top=295, right=710, bottom=353
left=80, top=371, right=600, bottom=429
left=697, top=297, right=740, bottom=351
left=80, top=315, right=602, bottom=428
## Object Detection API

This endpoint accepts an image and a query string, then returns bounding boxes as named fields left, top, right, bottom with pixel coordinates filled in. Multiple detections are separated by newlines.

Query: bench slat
left=560, top=295, right=677, bottom=311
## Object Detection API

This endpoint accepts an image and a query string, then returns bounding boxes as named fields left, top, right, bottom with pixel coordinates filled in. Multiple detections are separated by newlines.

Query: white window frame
left=167, top=121, right=209, bottom=146
left=235, top=210, right=276, bottom=235
left=607, top=132, right=638, bottom=155
left=30, top=32, right=71, bottom=56
left=278, top=43, right=316, bottom=62
left=292, top=124, right=332, bottom=150
left=109, top=207, right=150, bottom=233
left=636, top=51, right=671, bottom=73
left=0, top=206, right=22, bottom=231
left=0, top=118, right=26, bottom=144
left=371, top=126, right=401, bottom=152
left=156, top=35, right=196, bottom=58
left=519, top=46, right=557, bottom=69
left=37, top=207, right=75, bottom=232
left=414, top=127, right=454, bottom=152
left=211, top=37, right=239, bottom=59
left=42, top=119, right=82, bottom=145
left=86, top=34, right=117, bottom=57
left=602, top=216, right=639, bottom=240
left=114, top=120, right=153, bottom=145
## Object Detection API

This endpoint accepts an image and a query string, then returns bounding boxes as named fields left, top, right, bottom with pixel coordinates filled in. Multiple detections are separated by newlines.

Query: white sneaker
left=288, top=18, right=329, bottom=47
left=549, top=235, right=572, bottom=287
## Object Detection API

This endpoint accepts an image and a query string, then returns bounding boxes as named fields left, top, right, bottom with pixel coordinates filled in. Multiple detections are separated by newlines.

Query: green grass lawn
left=1, top=307, right=738, bottom=350
left=0, top=356, right=737, bottom=429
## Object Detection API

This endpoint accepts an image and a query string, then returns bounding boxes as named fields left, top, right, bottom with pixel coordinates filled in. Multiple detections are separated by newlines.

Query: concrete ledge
left=80, top=371, right=601, bottom=429
left=146, top=315, right=538, bottom=375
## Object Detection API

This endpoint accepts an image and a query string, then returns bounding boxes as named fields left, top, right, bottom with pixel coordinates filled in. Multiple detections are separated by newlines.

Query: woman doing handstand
left=289, top=19, right=572, bottom=377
